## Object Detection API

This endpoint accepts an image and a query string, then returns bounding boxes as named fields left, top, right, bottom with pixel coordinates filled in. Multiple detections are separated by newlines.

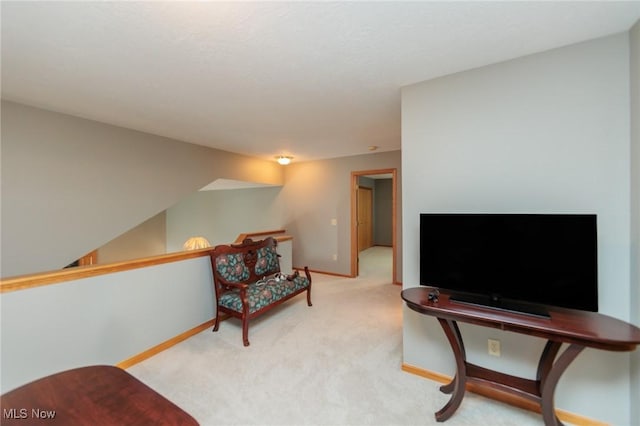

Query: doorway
left=350, top=169, right=397, bottom=283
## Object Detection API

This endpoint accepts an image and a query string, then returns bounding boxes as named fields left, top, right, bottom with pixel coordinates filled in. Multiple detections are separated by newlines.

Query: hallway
left=358, top=246, right=393, bottom=282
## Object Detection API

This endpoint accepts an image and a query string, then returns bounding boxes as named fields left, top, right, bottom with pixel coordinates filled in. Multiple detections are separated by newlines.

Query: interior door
left=357, top=186, right=373, bottom=252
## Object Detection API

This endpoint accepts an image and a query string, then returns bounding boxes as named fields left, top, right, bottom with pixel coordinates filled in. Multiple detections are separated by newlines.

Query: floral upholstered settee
left=209, top=237, right=312, bottom=346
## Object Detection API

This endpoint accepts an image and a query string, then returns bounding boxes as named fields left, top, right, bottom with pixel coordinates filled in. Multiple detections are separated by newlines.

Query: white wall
left=402, top=33, right=633, bottom=424
left=1, top=256, right=215, bottom=392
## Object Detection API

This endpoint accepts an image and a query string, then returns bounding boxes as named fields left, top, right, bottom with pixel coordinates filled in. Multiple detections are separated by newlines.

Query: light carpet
left=128, top=247, right=543, bottom=425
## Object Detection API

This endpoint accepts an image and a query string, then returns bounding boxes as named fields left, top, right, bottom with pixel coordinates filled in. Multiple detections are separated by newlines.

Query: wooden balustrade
left=1, top=230, right=291, bottom=293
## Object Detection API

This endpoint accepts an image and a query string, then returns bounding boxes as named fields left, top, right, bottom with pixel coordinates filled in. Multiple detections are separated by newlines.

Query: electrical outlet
left=488, top=339, right=501, bottom=357
left=332, top=254, right=338, bottom=261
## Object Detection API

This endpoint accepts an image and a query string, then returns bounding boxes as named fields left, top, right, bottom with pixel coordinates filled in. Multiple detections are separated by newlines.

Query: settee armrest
left=217, top=281, right=249, bottom=291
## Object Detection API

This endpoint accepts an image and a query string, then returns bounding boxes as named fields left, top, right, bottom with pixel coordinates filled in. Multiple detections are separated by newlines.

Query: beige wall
left=279, top=151, right=402, bottom=282
left=1, top=100, right=398, bottom=280
left=166, top=186, right=285, bottom=251
left=97, top=211, right=167, bottom=264
left=0, top=101, right=283, bottom=277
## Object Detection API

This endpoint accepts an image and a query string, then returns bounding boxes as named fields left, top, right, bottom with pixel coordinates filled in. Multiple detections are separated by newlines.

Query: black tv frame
left=419, top=213, right=598, bottom=318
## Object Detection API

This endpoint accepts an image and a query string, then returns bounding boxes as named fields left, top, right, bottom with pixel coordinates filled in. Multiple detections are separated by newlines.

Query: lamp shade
left=183, top=237, right=211, bottom=250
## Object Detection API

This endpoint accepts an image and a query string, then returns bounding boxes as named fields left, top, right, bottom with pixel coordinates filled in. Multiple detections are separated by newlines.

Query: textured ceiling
left=2, top=2, right=639, bottom=163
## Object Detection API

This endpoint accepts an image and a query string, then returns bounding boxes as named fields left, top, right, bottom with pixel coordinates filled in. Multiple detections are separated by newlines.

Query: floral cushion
left=215, top=253, right=250, bottom=283
left=218, top=275, right=310, bottom=314
left=255, top=246, right=279, bottom=276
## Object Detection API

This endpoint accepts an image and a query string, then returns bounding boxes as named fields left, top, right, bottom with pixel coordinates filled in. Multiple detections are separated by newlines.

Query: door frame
left=350, top=168, right=397, bottom=283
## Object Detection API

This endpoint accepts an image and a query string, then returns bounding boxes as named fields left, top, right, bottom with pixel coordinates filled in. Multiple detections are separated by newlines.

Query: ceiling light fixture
left=276, top=155, right=293, bottom=165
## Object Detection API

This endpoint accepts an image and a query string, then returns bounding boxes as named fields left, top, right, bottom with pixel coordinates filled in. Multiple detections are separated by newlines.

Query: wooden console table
left=401, top=287, right=640, bottom=426
left=0, top=365, right=198, bottom=425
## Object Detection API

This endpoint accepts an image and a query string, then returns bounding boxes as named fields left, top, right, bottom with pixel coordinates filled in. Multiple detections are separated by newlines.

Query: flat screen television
left=419, top=213, right=598, bottom=317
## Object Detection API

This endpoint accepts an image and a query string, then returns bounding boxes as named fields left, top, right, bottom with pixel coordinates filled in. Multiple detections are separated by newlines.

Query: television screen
left=419, top=213, right=598, bottom=316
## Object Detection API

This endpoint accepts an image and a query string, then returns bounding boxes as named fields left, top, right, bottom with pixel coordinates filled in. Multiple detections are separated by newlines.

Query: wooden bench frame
left=209, top=237, right=312, bottom=346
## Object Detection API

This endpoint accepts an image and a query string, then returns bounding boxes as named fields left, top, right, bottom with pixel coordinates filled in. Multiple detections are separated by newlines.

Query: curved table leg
left=540, top=343, right=584, bottom=426
left=439, top=321, right=464, bottom=395
left=439, top=376, right=456, bottom=395
left=537, top=341, right=562, bottom=384
left=435, top=319, right=467, bottom=422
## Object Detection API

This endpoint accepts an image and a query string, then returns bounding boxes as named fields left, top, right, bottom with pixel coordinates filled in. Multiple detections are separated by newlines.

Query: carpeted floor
left=128, top=247, right=544, bottom=425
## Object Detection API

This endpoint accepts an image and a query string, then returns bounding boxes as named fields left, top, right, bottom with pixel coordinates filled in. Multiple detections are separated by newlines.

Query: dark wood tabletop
left=0, top=365, right=198, bottom=425
left=402, top=287, right=640, bottom=351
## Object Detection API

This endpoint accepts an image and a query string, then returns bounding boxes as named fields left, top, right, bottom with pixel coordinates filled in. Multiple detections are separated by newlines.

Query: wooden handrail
left=1, top=232, right=293, bottom=294
left=234, top=229, right=286, bottom=244
left=0, top=249, right=212, bottom=294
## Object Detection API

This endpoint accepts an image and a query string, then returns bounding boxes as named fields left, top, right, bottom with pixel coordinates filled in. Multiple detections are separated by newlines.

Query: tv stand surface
left=449, top=294, right=551, bottom=318
left=401, top=287, right=640, bottom=426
